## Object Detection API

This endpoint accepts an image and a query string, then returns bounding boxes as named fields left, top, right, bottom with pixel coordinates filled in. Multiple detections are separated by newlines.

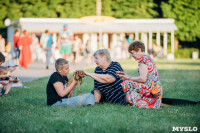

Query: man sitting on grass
left=46, top=58, right=95, bottom=107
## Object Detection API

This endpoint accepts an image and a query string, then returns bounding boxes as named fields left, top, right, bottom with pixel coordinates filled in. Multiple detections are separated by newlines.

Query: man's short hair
left=0, top=52, right=5, bottom=63
left=55, top=58, right=68, bottom=71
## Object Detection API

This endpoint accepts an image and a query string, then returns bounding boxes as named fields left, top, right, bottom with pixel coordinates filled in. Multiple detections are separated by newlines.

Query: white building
left=7, top=18, right=177, bottom=59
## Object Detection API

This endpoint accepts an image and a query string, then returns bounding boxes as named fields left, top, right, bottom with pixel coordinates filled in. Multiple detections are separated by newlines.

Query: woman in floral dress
left=117, top=41, right=162, bottom=109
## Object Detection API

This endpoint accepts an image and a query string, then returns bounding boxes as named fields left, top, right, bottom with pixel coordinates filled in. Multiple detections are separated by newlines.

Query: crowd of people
left=0, top=23, right=163, bottom=72
left=0, top=24, right=94, bottom=71
left=0, top=24, right=93, bottom=96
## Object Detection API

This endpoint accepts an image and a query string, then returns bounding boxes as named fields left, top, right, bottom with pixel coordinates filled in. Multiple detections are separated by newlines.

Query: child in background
left=0, top=66, right=12, bottom=96
left=0, top=52, right=9, bottom=83
left=4, top=60, right=23, bottom=88
left=53, top=46, right=61, bottom=62
left=0, top=52, right=11, bottom=95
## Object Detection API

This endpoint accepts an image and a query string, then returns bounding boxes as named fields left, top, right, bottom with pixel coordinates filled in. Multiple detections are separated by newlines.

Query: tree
left=110, top=0, right=158, bottom=18
left=161, top=0, right=200, bottom=42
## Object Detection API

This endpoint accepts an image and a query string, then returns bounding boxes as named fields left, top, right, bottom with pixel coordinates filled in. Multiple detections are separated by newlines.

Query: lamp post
left=80, top=0, right=115, bottom=49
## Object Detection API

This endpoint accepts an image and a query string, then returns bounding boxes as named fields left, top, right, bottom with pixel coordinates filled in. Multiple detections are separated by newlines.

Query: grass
left=1, top=59, right=200, bottom=133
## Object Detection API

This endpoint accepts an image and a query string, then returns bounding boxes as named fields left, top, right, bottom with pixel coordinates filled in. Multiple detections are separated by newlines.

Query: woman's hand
left=116, top=71, right=129, bottom=81
left=83, top=71, right=90, bottom=76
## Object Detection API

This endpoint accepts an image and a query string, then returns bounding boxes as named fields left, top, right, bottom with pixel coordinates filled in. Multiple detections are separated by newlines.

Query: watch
left=129, top=76, right=132, bottom=80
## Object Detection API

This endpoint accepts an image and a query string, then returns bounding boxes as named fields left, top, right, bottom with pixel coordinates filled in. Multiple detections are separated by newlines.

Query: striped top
left=94, top=61, right=128, bottom=106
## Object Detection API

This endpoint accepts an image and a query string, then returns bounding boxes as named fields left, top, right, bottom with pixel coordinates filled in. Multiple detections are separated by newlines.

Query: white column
left=149, top=32, right=152, bottom=50
left=7, top=26, right=15, bottom=58
left=135, top=32, right=139, bottom=40
left=156, top=32, right=160, bottom=46
left=91, top=33, right=98, bottom=52
left=99, top=30, right=103, bottom=49
left=82, top=33, right=90, bottom=48
left=112, top=34, right=117, bottom=47
left=103, top=33, right=108, bottom=49
left=116, top=34, right=122, bottom=59
left=141, top=32, right=147, bottom=53
left=52, top=33, right=57, bottom=49
left=171, top=31, right=174, bottom=53
left=163, top=32, right=168, bottom=56
left=111, top=33, right=118, bottom=59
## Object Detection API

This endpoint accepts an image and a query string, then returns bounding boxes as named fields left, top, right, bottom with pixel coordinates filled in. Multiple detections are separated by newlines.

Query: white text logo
left=172, top=127, right=198, bottom=132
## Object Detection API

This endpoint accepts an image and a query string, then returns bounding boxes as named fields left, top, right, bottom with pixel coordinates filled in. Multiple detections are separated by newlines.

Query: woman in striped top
left=83, top=49, right=127, bottom=105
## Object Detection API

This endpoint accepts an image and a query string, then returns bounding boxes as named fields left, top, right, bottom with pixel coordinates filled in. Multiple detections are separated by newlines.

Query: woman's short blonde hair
left=128, top=40, right=145, bottom=53
left=55, top=58, right=68, bottom=71
left=93, top=49, right=112, bottom=62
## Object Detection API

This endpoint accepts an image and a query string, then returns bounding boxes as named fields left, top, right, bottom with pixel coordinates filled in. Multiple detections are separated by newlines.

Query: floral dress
left=121, top=55, right=162, bottom=108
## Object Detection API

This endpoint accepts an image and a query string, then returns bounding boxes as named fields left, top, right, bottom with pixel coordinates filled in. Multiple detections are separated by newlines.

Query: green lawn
left=1, top=59, right=200, bottom=133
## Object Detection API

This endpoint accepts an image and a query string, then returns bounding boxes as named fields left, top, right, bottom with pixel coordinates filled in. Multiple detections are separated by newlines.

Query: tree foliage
left=0, top=0, right=157, bottom=27
left=0, top=0, right=200, bottom=45
left=161, top=0, right=200, bottom=42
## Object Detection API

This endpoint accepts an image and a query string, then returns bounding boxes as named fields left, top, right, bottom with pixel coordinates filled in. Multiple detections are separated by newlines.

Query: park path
left=11, top=60, right=94, bottom=82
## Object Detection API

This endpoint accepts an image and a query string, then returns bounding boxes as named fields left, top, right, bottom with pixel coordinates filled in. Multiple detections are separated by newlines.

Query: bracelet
left=129, top=76, right=132, bottom=80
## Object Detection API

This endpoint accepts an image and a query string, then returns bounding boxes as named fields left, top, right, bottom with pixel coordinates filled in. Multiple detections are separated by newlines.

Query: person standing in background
left=31, top=33, right=40, bottom=62
left=18, top=30, right=32, bottom=69
left=127, top=33, right=134, bottom=45
left=84, top=38, right=92, bottom=66
left=40, top=30, right=53, bottom=69
left=120, top=34, right=129, bottom=59
left=72, top=34, right=82, bottom=63
left=0, top=34, right=5, bottom=54
left=58, top=24, right=73, bottom=60
left=13, top=29, right=21, bottom=65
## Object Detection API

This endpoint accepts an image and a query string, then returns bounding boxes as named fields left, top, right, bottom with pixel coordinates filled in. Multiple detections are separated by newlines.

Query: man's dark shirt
left=46, top=72, right=68, bottom=105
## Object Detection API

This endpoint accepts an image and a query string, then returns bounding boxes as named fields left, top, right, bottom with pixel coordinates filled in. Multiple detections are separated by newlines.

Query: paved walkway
left=11, top=60, right=95, bottom=82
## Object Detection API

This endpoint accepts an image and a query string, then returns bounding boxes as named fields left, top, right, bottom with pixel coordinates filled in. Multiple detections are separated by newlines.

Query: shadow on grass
left=124, top=68, right=200, bottom=106
left=156, top=62, right=200, bottom=66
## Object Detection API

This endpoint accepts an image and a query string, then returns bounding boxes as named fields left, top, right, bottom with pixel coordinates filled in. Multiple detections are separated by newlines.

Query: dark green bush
left=175, top=48, right=199, bottom=58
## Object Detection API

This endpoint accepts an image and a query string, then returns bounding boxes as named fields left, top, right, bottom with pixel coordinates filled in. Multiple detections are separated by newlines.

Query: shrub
left=174, top=48, right=199, bottom=58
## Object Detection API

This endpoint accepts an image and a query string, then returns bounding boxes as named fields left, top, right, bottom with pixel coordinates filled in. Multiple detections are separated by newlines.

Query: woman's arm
left=84, top=71, right=115, bottom=84
left=117, top=63, right=148, bottom=83
left=0, top=80, right=9, bottom=85
left=53, top=79, right=77, bottom=97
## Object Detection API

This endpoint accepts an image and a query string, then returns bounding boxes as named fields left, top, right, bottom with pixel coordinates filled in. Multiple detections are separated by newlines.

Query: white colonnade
left=82, top=31, right=175, bottom=59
